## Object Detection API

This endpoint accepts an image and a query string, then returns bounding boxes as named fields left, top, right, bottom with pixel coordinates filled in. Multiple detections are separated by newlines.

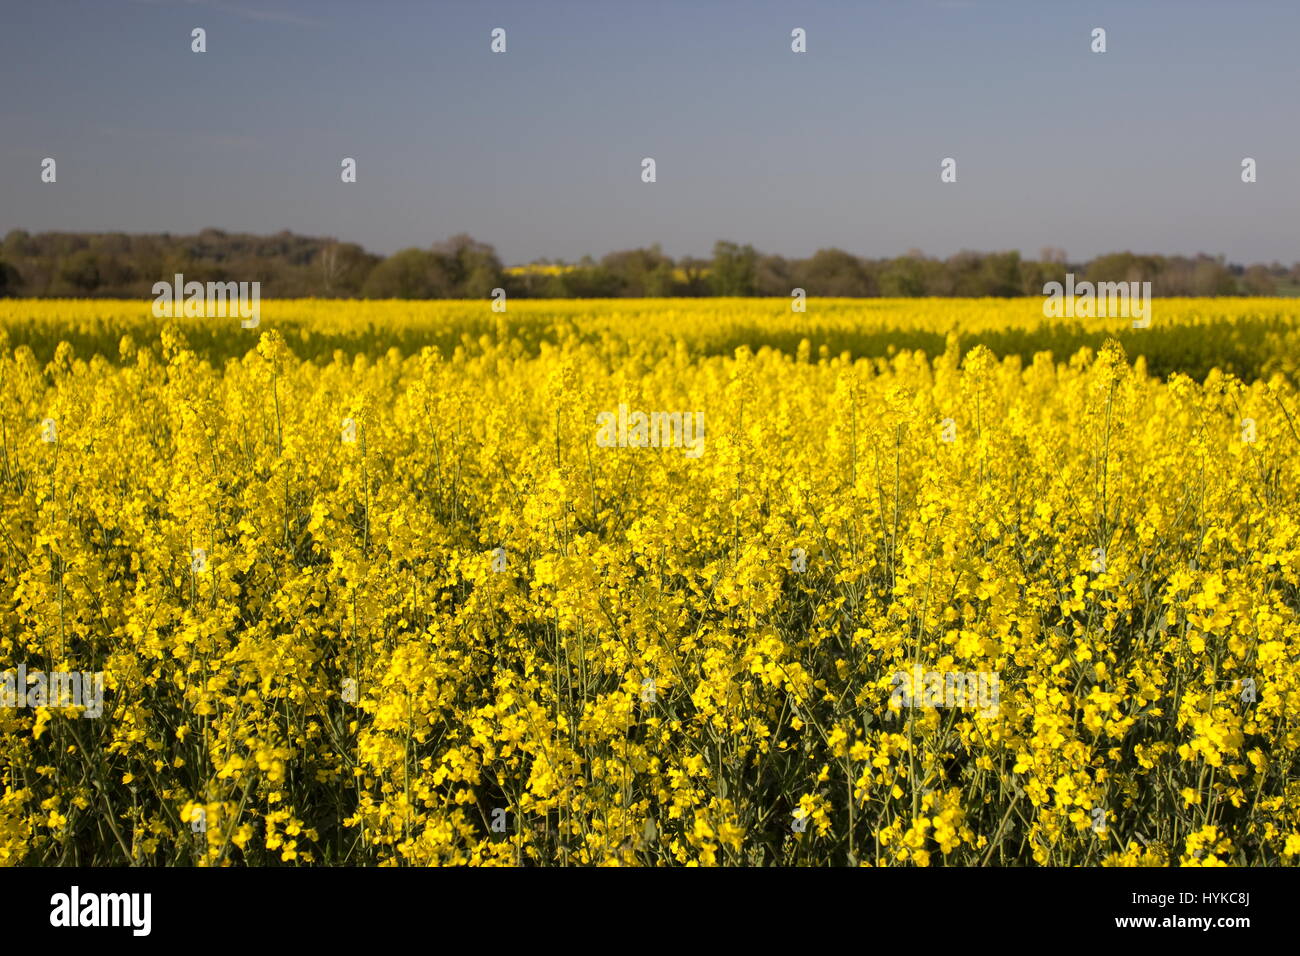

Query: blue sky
left=2, top=0, right=1297, bottom=264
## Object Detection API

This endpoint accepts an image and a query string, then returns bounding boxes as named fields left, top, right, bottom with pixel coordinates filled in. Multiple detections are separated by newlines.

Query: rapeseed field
left=1, top=298, right=1298, bottom=866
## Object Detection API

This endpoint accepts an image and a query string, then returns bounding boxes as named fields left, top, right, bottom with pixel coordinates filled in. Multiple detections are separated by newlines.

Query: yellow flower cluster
left=1, top=298, right=1298, bottom=866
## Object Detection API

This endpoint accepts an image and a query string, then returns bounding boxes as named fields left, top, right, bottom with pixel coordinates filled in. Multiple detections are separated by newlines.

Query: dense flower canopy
left=1, top=298, right=1298, bottom=866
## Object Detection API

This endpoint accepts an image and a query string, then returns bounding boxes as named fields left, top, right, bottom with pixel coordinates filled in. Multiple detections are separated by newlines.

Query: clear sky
left=2, top=0, right=1297, bottom=264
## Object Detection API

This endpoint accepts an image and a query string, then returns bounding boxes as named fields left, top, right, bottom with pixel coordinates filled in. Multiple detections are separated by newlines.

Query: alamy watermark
left=888, top=666, right=1000, bottom=718
left=2, top=665, right=105, bottom=717
left=152, top=273, right=260, bottom=328
left=596, top=404, right=705, bottom=458
left=50, top=886, right=150, bottom=936
left=1043, top=273, right=1150, bottom=327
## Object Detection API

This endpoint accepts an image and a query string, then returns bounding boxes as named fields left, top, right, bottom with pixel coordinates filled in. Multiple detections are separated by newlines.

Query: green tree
left=59, top=250, right=102, bottom=294
left=979, top=251, right=1023, bottom=296
left=796, top=248, right=872, bottom=296
left=709, top=240, right=758, bottom=296
left=361, top=248, right=443, bottom=298
left=434, top=234, right=503, bottom=297
left=879, top=254, right=936, bottom=296
left=319, top=242, right=380, bottom=296
left=601, top=246, right=675, bottom=296
left=0, top=259, right=21, bottom=296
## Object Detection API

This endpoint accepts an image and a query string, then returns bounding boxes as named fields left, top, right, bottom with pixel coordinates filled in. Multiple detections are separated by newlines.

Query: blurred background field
left=3, top=297, right=1300, bottom=383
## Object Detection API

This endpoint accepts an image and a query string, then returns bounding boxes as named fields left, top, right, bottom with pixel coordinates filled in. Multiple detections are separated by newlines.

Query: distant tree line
left=1, top=229, right=1296, bottom=298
